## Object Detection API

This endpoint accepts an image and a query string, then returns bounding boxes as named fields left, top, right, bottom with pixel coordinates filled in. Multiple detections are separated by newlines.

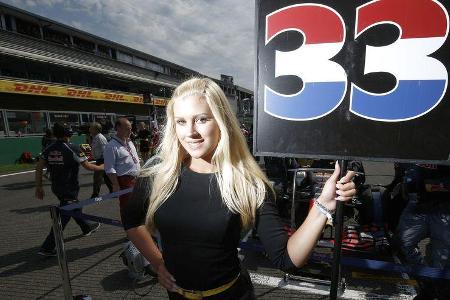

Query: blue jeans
left=41, top=197, right=93, bottom=251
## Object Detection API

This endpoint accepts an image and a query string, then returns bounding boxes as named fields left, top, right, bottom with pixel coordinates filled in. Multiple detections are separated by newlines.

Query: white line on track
left=249, top=272, right=415, bottom=300
left=0, top=166, right=57, bottom=178
left=0, top=161, right=98, bottom=178
left=0, top=169, right=36, bottom=178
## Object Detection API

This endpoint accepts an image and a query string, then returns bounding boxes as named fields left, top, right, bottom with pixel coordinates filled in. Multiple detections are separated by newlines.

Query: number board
left=255, top=0, right=450, bottom=164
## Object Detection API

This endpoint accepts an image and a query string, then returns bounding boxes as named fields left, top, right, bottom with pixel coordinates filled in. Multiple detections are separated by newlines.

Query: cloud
left=16, top=0, right=65, bottom=7
left=3, top=0, right=256, bottom=89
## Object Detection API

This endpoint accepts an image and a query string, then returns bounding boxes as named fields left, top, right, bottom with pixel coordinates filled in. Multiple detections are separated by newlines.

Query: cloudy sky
left=3, top=0, right=256, bottom=89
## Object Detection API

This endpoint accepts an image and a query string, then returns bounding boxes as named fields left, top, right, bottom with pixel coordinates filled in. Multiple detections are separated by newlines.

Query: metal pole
left=330, top=159, right=348, bottom=299
left=290, top=170, right=297, bottom=229
left=50, top=206, right=73, bottom=300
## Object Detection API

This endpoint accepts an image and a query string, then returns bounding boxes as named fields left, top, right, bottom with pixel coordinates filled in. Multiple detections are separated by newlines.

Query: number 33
left=264, top=0, right=449, bottom=122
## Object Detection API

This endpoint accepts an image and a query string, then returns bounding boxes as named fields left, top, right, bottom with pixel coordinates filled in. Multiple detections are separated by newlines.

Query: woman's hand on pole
left=317, top=161, right=356, bottom=211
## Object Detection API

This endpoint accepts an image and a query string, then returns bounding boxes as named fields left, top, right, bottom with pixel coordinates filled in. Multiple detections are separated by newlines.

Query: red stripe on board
left=266, top=5, right=344, bottom=44
left=357, top=0, right=448, bottom=38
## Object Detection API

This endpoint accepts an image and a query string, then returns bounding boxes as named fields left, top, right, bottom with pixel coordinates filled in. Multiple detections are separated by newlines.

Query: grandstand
left=0, top=2, right=252, bottom=164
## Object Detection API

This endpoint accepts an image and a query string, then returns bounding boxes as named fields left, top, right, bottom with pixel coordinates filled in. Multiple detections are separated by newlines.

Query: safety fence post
left=50, top=205, right=73, bottom=300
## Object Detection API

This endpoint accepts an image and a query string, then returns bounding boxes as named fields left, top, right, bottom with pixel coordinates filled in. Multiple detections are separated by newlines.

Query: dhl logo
left=67, top=89, right=93, bottom=98
left=14, top=83, right=51, bottom=94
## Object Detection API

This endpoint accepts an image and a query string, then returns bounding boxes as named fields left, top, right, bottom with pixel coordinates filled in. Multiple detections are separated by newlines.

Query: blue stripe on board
left=351, top=80, right=446, bottom=120
left=265, top=82, right=346, bottom=120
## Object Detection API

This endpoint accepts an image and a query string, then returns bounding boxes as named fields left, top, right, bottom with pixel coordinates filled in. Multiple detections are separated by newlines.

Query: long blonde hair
left=141, top=78, right=273, bottom=232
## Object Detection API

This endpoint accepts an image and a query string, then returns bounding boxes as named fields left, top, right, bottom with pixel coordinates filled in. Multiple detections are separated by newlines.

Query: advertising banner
left=255, top=0, right=450, bottom=163
left=152, top=97, right=170, bottom=106
left=0, top=78, right=145, bottom=104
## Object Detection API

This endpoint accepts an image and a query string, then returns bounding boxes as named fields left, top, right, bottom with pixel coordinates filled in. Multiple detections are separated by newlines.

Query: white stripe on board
left=275, top=42, right=346, bottom=82
left=365, top=37, right=447, bottom=80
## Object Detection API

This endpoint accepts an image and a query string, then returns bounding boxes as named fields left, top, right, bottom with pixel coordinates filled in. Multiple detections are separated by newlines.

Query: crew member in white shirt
left=104, top=117, right=140, bottom=221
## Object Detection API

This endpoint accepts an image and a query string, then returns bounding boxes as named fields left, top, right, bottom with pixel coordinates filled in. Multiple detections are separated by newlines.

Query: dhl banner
left=0, top=78, right=145, bottom=104
left=152, top=98, right=170, bottom=106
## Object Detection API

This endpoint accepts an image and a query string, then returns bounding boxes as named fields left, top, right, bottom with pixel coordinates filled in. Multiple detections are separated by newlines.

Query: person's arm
left=284, top=204, right=328, bottom=267
left=126, top=227, right=162, bottom=268
left=69, top=143, right=103, bottom=172
left=103, top=144, right=120, bottom=192
left=126, top=226, right=177, bottom=291
left=288, top=163, right=355, bottom=266
left=257, top=162, right=356, bottom=269
left=108, top=173, right=120, bottom=192
left=35, top=158, right=46, bottom=200
left=81, top=160, right=104, bottom=172
left=123, top=176, right=177, bottom=291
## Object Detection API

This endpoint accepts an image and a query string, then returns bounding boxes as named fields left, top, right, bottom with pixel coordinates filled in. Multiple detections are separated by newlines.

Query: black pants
left=167, top=269, right=255, bottom=300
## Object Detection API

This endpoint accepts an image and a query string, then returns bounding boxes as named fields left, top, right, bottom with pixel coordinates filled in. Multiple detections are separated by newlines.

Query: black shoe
left=38, top=248, right=57, bottom=257
left=83, top=223, right=101, bottom=237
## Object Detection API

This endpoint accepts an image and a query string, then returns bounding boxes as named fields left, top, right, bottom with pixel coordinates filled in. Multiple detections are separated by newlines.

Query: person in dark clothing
left=137, top=121, right=152, bottom=163
left=394, top=164, right=450, bottom=300
left=35, top=122, right=103, bottom=256
left=41, top=128, right=56, bottom=151
left=123, top=78, right=356, bottom=299
left=41, top=128, right=56, bottom=178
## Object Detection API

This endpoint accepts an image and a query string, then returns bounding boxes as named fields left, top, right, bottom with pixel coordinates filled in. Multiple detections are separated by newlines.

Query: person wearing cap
left=35, top=122, right=103, bottom=256
left=104, top=117, right=140, bottom=222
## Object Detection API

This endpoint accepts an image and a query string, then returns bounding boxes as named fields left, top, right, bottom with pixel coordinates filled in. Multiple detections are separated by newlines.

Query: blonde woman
left=123, top=78, right=356, bottom=299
